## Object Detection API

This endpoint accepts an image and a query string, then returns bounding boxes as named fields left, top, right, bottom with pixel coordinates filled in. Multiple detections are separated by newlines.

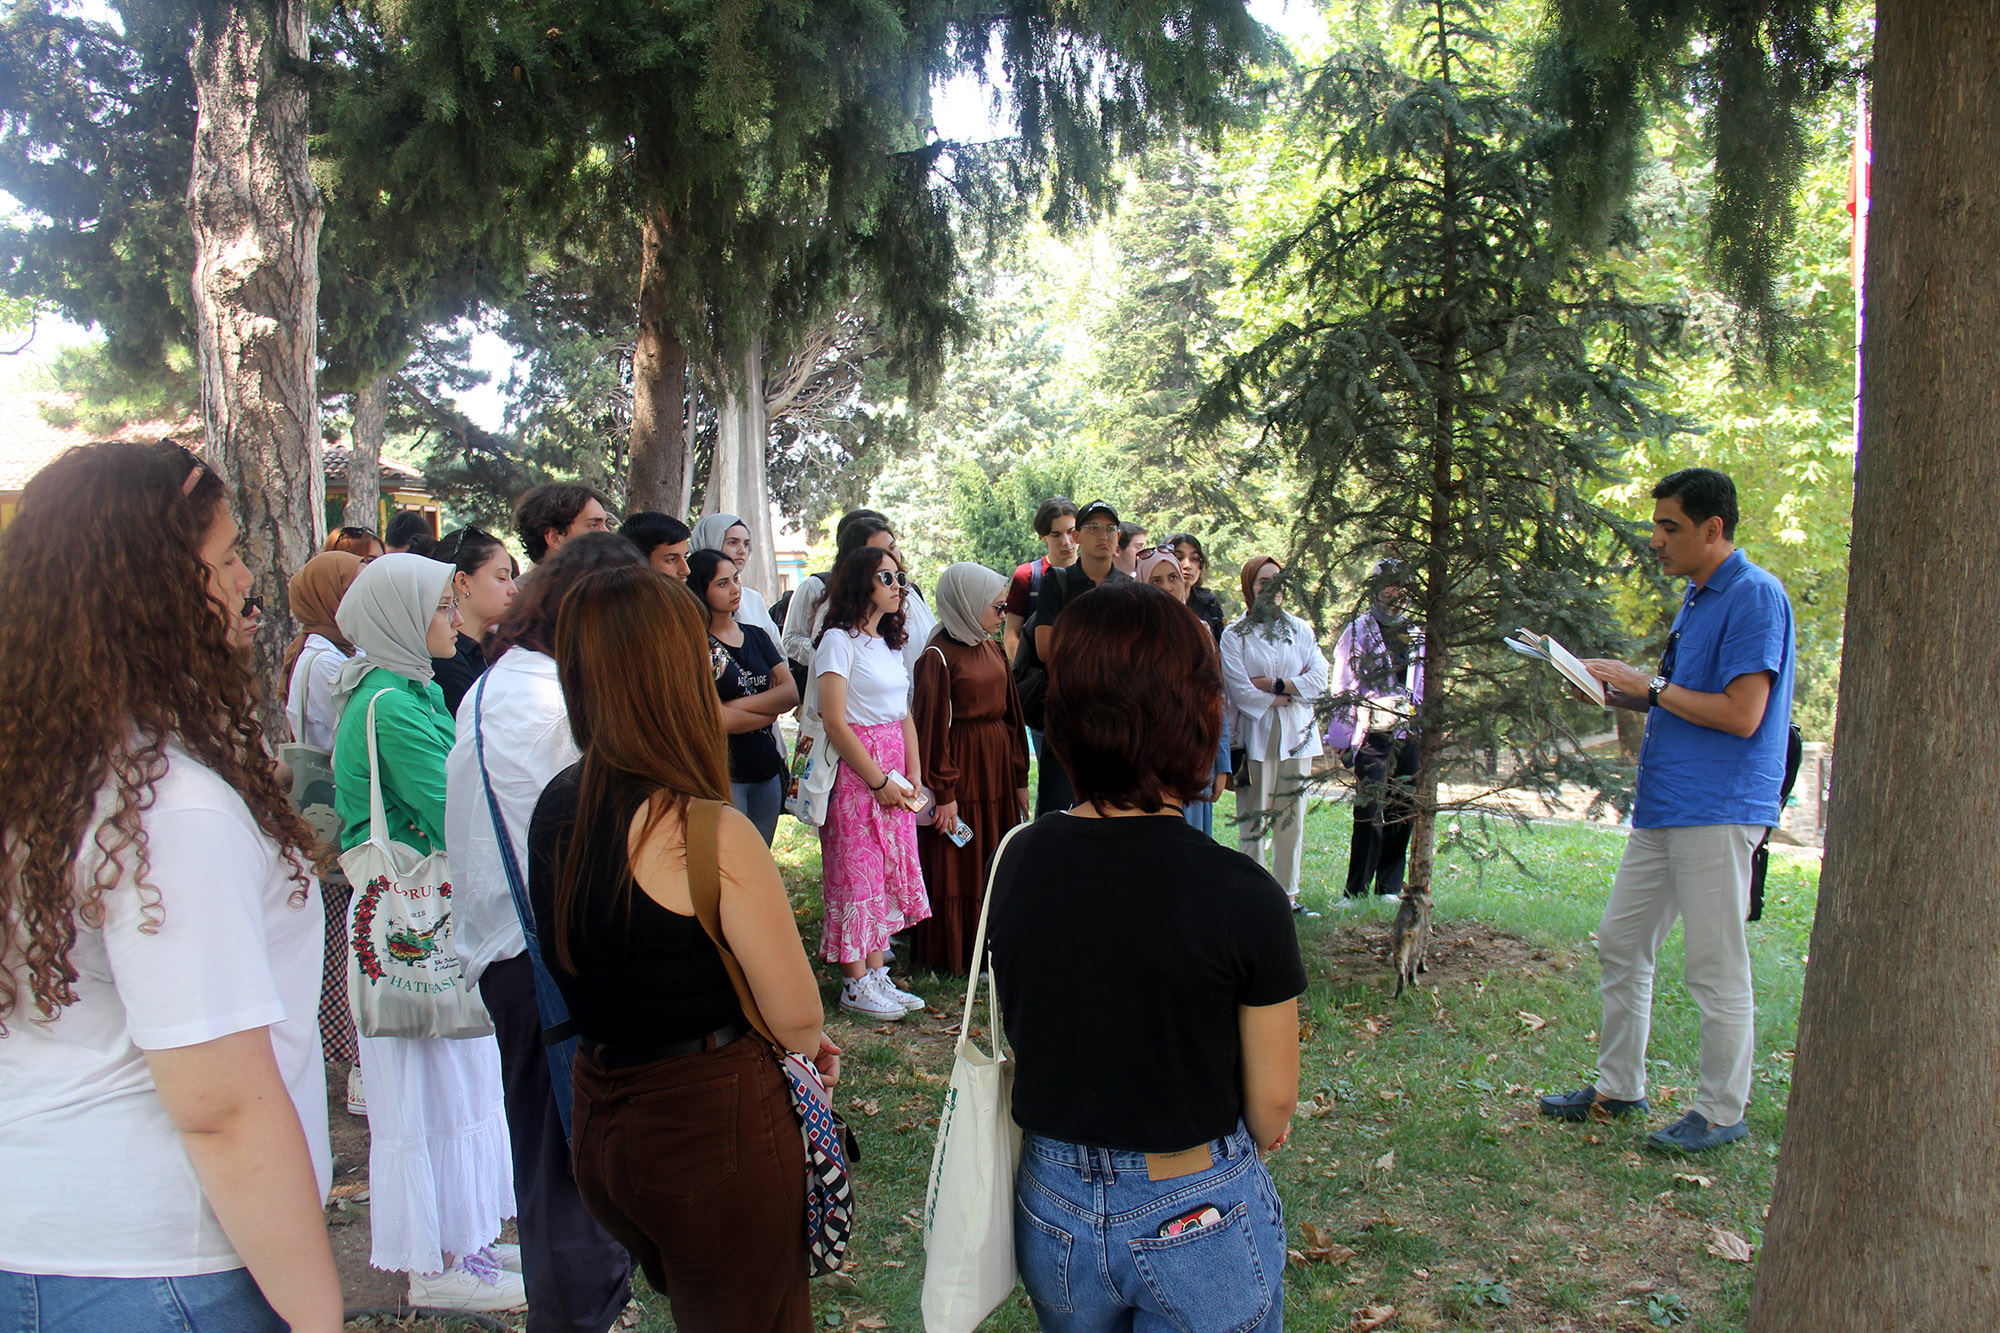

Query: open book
left=1504, top=628, right=1607, bottom=705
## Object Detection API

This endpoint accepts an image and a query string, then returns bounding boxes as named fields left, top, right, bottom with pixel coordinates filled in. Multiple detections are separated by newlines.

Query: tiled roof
left=0, top=392, right=425, bottom=492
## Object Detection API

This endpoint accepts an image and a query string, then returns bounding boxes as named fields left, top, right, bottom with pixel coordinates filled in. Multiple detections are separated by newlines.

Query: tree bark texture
left=705, top=334, right=778, bottom=598
left=1748, top=8, right=2000, bottom=1327
left=343, top=374, right=386, bottom=531
left=188, top=0, right=324, bottom=734
left=628, top=209, right=690, bottom=514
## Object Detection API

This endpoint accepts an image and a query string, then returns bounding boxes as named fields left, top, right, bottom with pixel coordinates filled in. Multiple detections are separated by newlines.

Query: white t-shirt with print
left=0, top=745, right=333, bottom=1277
left=814, top=628, right=909, bottom=727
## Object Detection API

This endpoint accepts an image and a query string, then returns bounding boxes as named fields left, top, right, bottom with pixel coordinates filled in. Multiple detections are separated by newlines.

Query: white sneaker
left=346, top=1065, right=366, bottom=1117
left=479, top=1242, right=522, bottom=1273
left=408, top=1255, right=527, bottom=1313
left=870, top=966, right=925, bottom=1013
left=839, top=973, right=905, bottom=1022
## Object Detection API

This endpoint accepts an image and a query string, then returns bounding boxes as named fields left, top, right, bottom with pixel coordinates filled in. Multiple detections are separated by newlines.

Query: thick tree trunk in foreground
left=629, top=209, right=690, bottom=514
left=188, top=0, right=323, bottom=734
left=706, top=334, right=777, bottom=598
left=343, top=374, right=386, bottom=530
left=1748, top=7, right=2000, bottom=1327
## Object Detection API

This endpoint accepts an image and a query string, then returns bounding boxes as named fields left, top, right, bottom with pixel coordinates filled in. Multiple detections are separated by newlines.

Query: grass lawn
left=610, top=791, right=1819, bottom=1333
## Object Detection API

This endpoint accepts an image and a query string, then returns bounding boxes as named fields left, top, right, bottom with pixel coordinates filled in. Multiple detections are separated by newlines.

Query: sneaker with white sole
left=839, top=973, right=905, bottom=1021
left=870, top=966, right=925, bottom=1013
left=345, top=1065, right=367, bottom=1117
left=408, top=1252, right=527, bottom=1313
left=478, top=1242, right=522, bottom=1273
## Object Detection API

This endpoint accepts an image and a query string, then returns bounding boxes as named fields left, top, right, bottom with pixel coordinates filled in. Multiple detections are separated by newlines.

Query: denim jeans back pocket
left=1128, top=1200, right=1276, bottom=1333
left=1015, top=1191, right=1078, bottom=1315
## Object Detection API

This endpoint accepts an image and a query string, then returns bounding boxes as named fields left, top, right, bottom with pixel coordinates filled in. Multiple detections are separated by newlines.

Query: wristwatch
left=1647, top=675, right=1669, bottom=708
left=1272, top=678, right=1288, bottom=696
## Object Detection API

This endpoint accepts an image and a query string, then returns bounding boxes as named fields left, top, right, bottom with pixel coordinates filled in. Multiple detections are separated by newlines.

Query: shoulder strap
left=959, top=820, right=1031, bottom=1058
left=685, top=798, right=782, bottom=1051
left=360, top=687, right=398, bottom=849
left=287, top=642, right=336, bottom=744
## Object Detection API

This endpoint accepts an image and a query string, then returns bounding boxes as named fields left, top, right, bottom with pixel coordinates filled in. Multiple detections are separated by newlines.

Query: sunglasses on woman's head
left=874, top=570, right=909, bottom=588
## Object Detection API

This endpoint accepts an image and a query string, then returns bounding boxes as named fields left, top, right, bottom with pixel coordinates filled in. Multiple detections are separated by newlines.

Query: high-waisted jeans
left=0, top=1267, right=283, bottom=1332
left=1014, top=1121, right=1286, bottom=1332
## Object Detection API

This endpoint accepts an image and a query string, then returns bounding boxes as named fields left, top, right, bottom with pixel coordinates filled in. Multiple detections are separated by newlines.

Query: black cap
left=1075, top=499, right=1120, bottom=526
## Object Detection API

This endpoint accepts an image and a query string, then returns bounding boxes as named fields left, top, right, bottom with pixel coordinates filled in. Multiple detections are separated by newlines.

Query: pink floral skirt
left=820, top=721, right=930, bottom=963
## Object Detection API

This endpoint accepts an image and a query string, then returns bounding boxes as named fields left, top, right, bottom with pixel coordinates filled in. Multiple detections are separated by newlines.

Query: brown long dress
left=909, top=635, right=1031, bottom=974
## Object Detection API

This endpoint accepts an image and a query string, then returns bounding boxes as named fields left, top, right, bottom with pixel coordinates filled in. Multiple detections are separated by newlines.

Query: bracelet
left=868, top=773, right=889, bottom=792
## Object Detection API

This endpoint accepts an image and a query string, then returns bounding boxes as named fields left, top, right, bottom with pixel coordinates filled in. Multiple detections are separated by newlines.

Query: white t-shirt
left=285, top=634, right=350, bottom=752
left=0, top=745, right=333, bottom=1277
left=815, top=628, right=909, bottom=727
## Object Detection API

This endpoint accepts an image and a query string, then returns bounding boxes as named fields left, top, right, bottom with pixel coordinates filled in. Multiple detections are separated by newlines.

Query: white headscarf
left=931, top=562, right=1007, bottom=647
left=331, top=553, right=456, bottom=706
left=691, top=512, right=746, bottom=554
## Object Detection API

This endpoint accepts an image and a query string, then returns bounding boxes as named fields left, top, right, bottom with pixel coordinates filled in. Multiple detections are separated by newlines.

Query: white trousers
left=1596, top=824, right=1762, bottom=1126
left=1239, top=723, right=1312, bottom=900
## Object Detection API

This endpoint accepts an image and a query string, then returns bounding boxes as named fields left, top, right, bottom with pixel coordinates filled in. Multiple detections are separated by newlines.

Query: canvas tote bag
left=340, top=688, right=494, bottom=1040
left=921, top=821, right=1030, bottom=1333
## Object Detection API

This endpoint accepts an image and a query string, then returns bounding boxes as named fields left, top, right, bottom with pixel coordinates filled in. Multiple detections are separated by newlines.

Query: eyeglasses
left=874, top=569, right=909, bottom=588
left=1080, top=521, right=1119, bottom=535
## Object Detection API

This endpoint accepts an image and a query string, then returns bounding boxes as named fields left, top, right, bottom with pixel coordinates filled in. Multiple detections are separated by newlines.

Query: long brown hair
left=0, top=441, right=317, bottom=1030
left=815, top=544, right=908, bottom=651
left=483, top=531, right=645, bottom=663
left=548, top=565, right=729, bottom=974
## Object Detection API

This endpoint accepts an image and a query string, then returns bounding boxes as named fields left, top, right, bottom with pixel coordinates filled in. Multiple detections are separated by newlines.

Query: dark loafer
left=1645, top=1111, right=1749, bottom=1154
left=1536, top=1084, right=1650, bottom=1122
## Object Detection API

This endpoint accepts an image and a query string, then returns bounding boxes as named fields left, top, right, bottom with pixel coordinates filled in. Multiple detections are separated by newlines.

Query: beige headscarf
left=930, top=562, right=1008, bottom=647
left=284, top=551, right=361, bottom=679
left=1135, top=548, right=1186, bottom=600
left=331, top=554, right=456, bottom=706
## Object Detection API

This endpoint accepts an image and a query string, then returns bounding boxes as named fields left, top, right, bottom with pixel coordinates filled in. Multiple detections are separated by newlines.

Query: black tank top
left=526, top=765, right=746, bottom=1047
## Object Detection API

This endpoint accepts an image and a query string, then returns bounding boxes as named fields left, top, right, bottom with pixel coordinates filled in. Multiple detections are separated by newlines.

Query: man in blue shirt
left=1538, top=468, right=1795, bottom=1154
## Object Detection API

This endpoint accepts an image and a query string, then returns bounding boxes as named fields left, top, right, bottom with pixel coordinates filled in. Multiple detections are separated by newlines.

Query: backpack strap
left=685, top=798, right=781, bottom=1051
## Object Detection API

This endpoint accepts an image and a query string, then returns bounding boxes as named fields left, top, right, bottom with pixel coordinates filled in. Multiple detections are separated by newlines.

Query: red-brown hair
left=1045, top=582, right=1223, bottom=813
left=547, top=565, right=730, bottom=974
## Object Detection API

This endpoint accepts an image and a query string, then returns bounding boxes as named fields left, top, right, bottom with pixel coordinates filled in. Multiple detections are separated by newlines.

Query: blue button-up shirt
left=1633, top=549, right=1795, bottom=829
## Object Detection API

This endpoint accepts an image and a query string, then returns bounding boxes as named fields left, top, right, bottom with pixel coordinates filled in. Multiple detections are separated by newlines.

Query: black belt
left=582, top=1020, right=750, bottom=1070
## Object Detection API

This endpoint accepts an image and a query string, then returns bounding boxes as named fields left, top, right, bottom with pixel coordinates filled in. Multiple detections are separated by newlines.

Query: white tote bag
left=340, top=688, right=493, bottom=1041
left=921, top=822, right=1029, bottom=1333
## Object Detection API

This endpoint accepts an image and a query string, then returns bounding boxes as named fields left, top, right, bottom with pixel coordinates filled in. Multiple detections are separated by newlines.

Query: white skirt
left=356, top=1030, right=515, bottom=1274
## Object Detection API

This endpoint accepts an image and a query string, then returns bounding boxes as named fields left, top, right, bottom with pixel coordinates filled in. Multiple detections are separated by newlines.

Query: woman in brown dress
left=910, top=562, right=1031, bottom=974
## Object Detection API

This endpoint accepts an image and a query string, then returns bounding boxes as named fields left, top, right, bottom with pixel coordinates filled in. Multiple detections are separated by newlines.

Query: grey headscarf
left=331, top=553, right=456, bottom=706
left=691, top=512, right=746, bottom=554
left=931, top=562, right=1008, bottom=647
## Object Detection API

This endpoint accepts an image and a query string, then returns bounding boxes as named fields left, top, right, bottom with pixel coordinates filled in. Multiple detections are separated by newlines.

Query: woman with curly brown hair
left=812, top=545, right=929, bottom=1021
left=0, top=441, right=341, bottom=1332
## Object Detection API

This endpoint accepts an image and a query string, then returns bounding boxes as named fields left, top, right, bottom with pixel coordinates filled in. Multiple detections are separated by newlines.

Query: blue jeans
left=0, top=1267, right=284, bottom=1332
left=732, top=774, right=784, bottom=845
left=1014, top=1122, right=1285, bottom=1333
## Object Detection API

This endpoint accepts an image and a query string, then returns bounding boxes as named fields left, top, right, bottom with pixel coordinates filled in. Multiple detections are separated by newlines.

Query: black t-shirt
left=709, top=625, right=786, bottom=782
left=987, top=813, right=1307, bottom=1152
left=1188, top=586, right=1227, bottom=642
left=527, top=766, right=747, bottom=1047
left=432, top=632, right=488, bottom=717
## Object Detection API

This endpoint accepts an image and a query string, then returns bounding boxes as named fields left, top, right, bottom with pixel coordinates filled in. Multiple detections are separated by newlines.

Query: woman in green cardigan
left=332, top=554, right=523, bottom=1314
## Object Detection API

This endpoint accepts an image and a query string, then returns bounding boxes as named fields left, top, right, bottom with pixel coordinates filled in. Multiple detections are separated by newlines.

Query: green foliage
left=1201, top=0, right=1691, bottom=846
left=1528, top=0, right=1858, bottom=343
left=29, top=340, right=198, bottom=434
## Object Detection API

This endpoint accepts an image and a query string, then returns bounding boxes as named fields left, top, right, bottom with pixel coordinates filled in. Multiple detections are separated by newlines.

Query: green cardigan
left=333, top=667, right=456, bottom=855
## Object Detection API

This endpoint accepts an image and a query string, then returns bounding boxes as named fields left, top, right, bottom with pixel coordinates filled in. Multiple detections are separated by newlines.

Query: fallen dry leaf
left=858, top=1099, right=881, bottom=1116
left=1307, top=1091, right=1336, bottom=1118
left=1706, top=1228, right=1754, bottom=1263
left=1673, top=1173, right=1716, bottom=1189
left=1352, top=1303, right=1397, bottom=1331
left=856, top=1319, right=888, bottom=1329
left=1517, top=1010, right=1547, bottom=1031
left=1295, top=1222, right=1358, bottom=1265
left=1373, top=1149, right=1396, bottom=1172
left=1504, top=1082, right=1528, bottom=1095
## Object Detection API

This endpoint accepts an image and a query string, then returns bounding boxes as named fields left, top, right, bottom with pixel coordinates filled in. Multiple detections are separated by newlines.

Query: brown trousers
left=570, top=1037, right=810, bottom=1332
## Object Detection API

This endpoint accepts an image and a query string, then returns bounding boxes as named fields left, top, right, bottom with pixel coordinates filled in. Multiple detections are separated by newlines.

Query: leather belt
left=583, top=1020, right=750, bottom=1070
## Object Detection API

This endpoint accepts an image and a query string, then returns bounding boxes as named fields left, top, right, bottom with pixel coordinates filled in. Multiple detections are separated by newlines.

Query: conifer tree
left=1198, top=0, right=1685, bottom=889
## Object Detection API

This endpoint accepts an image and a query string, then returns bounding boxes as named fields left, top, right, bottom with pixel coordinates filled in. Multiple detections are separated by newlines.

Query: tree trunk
left=628, top=208, right=690, bottom=514
left=344, top=374, right=386, bottom=530
left=188, top=0, right=323, bottom=734
left=1747, top=6, right=2000, bottom=1327
left=705, top=334, right=778, bottom=598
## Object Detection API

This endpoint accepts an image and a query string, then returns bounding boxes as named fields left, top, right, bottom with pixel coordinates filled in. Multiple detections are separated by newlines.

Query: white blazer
left=1221, top=611, right=1330, bottom=763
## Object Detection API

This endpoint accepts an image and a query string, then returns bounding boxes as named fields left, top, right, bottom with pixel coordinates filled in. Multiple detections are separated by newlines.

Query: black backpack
left=1747, top=724, right=1805, bottom=922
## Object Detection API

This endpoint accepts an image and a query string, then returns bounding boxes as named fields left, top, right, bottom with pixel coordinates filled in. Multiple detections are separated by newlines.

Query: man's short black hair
left=618, top=510, right=691, bottom=557
left=1117, top=521, right=1146, bottom=553
left=515, top=482, right=613, bottom=562
left=384, top=509, right=436, bottom=556
left=1033, top=496, right=1077, bottom=537
left=1652, top=468, right=1739, bottom=541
